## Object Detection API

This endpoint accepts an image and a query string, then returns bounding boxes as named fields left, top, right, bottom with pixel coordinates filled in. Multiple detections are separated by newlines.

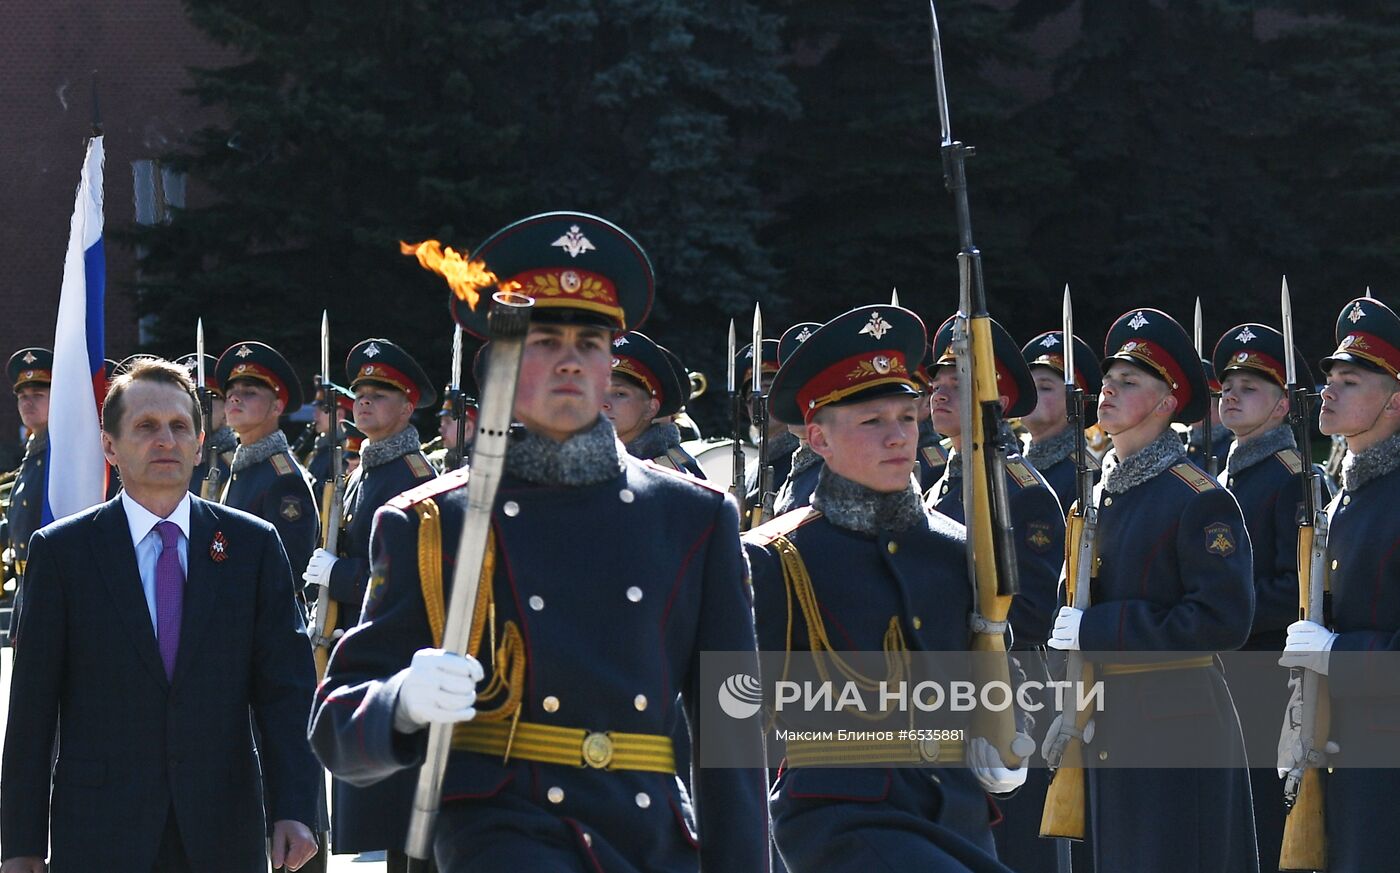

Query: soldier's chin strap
left=1337, top=389, right=1400, bottom=441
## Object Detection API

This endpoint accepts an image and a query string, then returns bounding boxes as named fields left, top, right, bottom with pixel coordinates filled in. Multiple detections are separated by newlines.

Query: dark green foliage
left=129, top=0, right=797, bottom=408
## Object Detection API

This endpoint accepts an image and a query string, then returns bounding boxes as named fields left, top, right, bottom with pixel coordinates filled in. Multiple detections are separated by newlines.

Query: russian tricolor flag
left=43, top=135, right=108, bottom=523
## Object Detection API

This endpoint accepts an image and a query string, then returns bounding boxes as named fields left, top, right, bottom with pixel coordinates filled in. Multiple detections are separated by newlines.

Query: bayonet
left=1194, top=297, right=1217, bottom=477
left=196, top=319, right=222, bottom=502
left=751, top=303, right=775, bottom=527
left=451, top=324, right=467, bottom=469
left=728, top=318, right=745, bottom=513
left=891, top=287, right=901, bottom=307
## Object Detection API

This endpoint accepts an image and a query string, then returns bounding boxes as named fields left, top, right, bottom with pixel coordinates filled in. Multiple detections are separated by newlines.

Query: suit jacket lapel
left=95, top=498, right=169, bottom=687
left=173, top=497, right=221, bottom=684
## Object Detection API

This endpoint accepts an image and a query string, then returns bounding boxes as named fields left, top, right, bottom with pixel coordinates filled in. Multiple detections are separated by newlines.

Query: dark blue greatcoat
left=1076, top=458, right=1258, bottom=873
left=222, top=449, right=320, bottom=599
left=321, top=442, right=434, bottom=854
left=0, top=496, right=320, bottom=872
left=311, top=456, right=769, bottom=872
left=1318, top=459, right=1400, bottom=871
left=744, top=506, right=1013, bottom=873
left=1223, top=442, right=1325, bottom=871
left=328, top=448, right=435, bottom=633
left=928, top=454, right=1067, bottom=873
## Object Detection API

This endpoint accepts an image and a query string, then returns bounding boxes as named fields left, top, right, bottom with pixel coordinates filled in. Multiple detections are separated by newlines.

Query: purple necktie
left=154, top=520, right=184, bottom=680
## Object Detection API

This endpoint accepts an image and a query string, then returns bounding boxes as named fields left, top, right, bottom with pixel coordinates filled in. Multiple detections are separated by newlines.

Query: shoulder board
left=405, top=453, right=434, bottom=480
left=921, top=443, right=950, bottom=466
left=388, top=467, right=470, bottom=511
left=1005, top=458, right=1039, bottom=490
left=745, top=506, right=823, bottom=546
left=1169, top=462, right=1218, bottom=493
left=1273, top=448, right=1304, bottom=475
left=269, top=453, right=295, bottom=477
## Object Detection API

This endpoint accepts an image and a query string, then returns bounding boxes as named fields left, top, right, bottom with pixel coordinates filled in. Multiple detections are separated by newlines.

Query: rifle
left=728, top=319, right=747, bottom=516
left=749, top=304, right=776, bottom=528
left=928, top=0, right=1028, bottom=767
left=195, top=320, right=223, bottom=502
left=1194, top=298, right=1219, bottom=477
left=404, top=290, right=533, bottom=867
left=1041, top=285, right=1099, bottom=844
left=1279, top=276, right=1331, bottom=871
left=310, top=311, right=348, bottom=681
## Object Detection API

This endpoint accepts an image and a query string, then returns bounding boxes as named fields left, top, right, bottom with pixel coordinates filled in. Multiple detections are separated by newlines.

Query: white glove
left=302, top=548, right=338, bottom=589
left=969, top=736, right=1030, bottom=794
left=1046, top=606, right=1084, bottom=651
left=1278, top=619, right=1338, bottom=676
left=1040, top=712, right=1095, bottom=767
left=1277, top=674, right=1340, bottom=778
left=393, top=648, right=485, bottom=733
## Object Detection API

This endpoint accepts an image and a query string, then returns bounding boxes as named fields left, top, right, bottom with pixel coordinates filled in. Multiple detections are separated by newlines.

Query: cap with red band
left=215, top=342, right=304, bottom=410
left=1321, top=298, right=1400, bottom=381
left=345, top=338, right=436, bottom=410
left=769, top=305, right=927, bottom=426
left=1103, top=308, right=1208, bottom=424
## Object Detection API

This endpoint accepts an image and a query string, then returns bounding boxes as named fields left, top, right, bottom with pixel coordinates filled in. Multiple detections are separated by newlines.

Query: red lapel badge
left=210, top=531, right=229, bottom=562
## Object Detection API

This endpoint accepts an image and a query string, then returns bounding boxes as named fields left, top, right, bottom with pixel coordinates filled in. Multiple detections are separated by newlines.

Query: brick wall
left=0, top=0, right=230, bottom=461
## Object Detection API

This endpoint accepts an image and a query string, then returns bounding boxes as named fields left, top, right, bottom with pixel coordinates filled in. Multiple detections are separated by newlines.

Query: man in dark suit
left=0, top=357, right=321, bottom=873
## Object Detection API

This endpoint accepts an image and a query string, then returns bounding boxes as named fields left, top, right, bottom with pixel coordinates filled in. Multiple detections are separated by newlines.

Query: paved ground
left=0, top=646, right=385, bottom=871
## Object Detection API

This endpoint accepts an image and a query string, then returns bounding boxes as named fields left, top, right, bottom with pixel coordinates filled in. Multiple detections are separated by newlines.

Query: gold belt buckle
left=581, top=732, right=615, bottom=769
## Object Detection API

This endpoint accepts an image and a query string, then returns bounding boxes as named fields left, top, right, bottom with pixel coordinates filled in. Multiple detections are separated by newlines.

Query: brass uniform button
left=548, top=786, right=565, bottom=804
left=529, top=595, right=545, bottom=611
left=542, top=696, right=560, bottom=713
left=1103, top=496, right=1113, bottom=507
left=635, top=792, right=651, bottom=809
left=886, top=541, right=898, bottom=554
left=912, top=617, right=923, bottom=630
left=634, top=694, right=648, bottom=711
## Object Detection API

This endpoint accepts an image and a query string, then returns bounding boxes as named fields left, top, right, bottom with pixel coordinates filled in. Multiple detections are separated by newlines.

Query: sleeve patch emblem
left=1026, top=521, right=1054, bottom=553
left=280, top=495, right=303, bottom=522
left=1205, top=522, right=1236, bottom=557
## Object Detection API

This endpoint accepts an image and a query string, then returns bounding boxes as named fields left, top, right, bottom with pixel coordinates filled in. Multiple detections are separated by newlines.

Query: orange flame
left=400, top=239, right=500, bottom=312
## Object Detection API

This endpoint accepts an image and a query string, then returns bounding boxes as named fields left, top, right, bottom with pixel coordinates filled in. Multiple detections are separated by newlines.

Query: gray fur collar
left=625, top=421, right=681, bottom=462
left=506, top=415, right=624, bottom=487
left=1341, top=430, right=1400, bottom=493
left=810, top=465, right=925, bottom=536
left=1101, top=429, right=1188, bottom=495
left=1224, top=423, right=1295, bottom=478
left=230, top=429, right=291, bottom=473
left=790, top=441, right=822, bottom=478
left=766, top=430, right=800, bottom=463
left=361, top=424, right=423, bottom=470
left=1025, top=426, right=1077, bottom=472
left=207, top=425, right=237, bottom=455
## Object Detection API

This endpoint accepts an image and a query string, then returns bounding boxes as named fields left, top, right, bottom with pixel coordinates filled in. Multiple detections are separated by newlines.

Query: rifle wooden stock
left=1280, top=515, right=1331, bottom=872
left=1041, top=506, right=1095, bottom=840
left=310, top=448, right=345, bottom=682
left=964, top=313, right=1021, bottom=766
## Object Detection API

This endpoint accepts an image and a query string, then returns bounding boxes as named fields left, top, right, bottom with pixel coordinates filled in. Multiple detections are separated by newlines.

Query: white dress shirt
left=120, top=490, right=192, bottom=633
